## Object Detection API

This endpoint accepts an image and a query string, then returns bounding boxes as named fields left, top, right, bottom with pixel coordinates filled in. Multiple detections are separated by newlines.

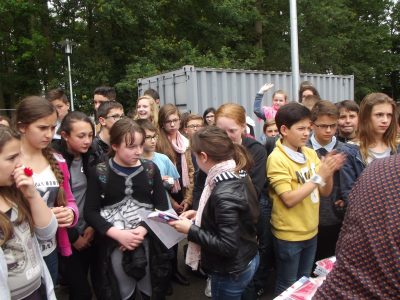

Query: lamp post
left=60, top=39, right=75, bottom=111
left=289, top=0, right=300, bottom=101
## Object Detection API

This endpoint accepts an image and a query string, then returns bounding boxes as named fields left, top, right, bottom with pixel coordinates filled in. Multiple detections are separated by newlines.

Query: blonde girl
left=134, top=95, right=159, bottom=127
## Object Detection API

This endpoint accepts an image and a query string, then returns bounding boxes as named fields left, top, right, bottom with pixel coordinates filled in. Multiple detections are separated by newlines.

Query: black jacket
left=192, top=136, right=267, bottom=209
left=92, top=135, right=110, bottom=163
left=52, top=139, right=97, bottom=180
left=188, top=172, right=259, bottom=274
left=242, top=136, right=267, bottom=197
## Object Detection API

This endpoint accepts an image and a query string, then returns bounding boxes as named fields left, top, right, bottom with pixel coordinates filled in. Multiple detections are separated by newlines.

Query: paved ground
left=56, top=241, right=275, bottom=300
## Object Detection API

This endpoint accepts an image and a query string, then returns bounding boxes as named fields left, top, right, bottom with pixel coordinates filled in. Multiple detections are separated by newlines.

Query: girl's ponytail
left=232, top=143, right=253, bottom=173
left=42, top=147, right=66, bottom=207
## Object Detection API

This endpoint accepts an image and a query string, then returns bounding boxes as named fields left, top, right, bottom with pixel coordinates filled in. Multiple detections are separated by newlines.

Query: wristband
left=310, top=174, right=326, bottom=187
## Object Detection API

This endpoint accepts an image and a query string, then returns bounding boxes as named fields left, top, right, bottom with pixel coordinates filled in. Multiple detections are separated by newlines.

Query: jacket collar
left=214, top=170, right=246, bottom=184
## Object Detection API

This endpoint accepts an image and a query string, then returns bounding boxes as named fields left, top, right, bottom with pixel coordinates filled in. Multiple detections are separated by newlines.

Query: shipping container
left=138, top=65, right=354, bottom=139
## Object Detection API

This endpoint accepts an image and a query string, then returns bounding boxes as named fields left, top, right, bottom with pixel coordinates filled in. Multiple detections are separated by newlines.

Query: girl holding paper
left=169, top=126, right=260, bottom=300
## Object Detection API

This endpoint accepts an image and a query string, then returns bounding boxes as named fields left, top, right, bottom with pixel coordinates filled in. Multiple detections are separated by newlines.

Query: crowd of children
left=0, top=83, right=399, bottom=300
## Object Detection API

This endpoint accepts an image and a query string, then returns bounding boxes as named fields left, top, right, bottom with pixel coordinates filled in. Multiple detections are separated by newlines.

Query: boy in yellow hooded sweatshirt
left=267, top=102, right=345, bottom=296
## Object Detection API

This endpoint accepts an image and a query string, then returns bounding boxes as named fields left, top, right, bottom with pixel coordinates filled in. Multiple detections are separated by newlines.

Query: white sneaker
left=204, top=277, right=212, bottom=298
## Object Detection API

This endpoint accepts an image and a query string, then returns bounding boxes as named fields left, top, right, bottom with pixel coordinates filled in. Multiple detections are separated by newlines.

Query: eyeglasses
left=106, top=114, right=125, bottom=121
left=145, top=134, right=158, bottom=141
left=186, top=124, right=204, bottom=129
left=313, top=123, right=337, bottom=130
left=164, top=118, right=180, bottom=125
left=205, top=115, right=215, bottom=119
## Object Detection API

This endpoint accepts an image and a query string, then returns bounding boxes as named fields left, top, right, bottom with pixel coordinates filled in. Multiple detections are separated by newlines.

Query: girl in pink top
left=253, top=83, right=287, bottom=121
left=15, top=96, right=78, bottom=285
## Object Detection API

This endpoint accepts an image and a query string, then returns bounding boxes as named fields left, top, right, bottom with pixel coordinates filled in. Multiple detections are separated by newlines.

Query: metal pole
left=289, top=0, right=300, bottom=102
left=67, top=54, right=74, bottom=111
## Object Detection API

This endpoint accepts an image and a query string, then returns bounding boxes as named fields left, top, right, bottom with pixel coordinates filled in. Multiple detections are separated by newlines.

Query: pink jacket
left=262, top=106, right=278, bottom=121
left=54, top=153, right=78, bottom=256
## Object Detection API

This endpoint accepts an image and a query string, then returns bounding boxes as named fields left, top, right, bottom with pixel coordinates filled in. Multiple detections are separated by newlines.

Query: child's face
left=370, top=103, right=393, bottom=137
left=51, top=99, right=70, bottom=121
left=184, top=119, right=204, bottom=139
left=216, top=116, right=246, bottom=144
left=281, top=118, right=311, bottom=150
left=163, top=113, right=181, bottom=136
left=136, top=99, right=152, bottom=120
left=265, top=124, right=279, bottom=137
left=63, top=121, right=93, bottom=155
left=338, top=108, right=358, bottom=135
left=20, top=112, right=57, bottom=150
left=272, top=93, right=286, bottom=109
left=312, top=115, right=337, bottom=145
left=302, top=89, right=314, bottom=102
left=100, top=108, right=124, bottom=131
left=143, top=129, right=157, bottom=153
left=112, top=132, right=144, bottom=167
left=0, top=138, right=21, bottom=186
left=93, top=94, right=109, bottom=111
left=205, top=112, right=215, bottom=125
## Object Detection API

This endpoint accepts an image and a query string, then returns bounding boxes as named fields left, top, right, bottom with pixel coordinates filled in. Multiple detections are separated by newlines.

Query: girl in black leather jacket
left=169, top=126, right=259, bottom=300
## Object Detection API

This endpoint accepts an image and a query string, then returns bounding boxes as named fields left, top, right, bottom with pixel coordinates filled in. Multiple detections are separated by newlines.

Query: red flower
left=24, top=167, right=33, bottom=177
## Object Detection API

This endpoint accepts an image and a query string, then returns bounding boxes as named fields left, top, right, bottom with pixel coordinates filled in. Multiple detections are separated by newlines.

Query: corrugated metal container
left=138, top=65, right=354, bottom=138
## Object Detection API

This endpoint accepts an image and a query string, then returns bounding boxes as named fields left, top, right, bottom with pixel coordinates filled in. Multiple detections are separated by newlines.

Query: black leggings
left=60, top=246, right=95, bottom=300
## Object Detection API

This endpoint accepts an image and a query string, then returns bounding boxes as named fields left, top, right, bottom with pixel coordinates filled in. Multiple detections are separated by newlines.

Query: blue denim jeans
left=273, top=236, right=317, bottom=296
left=210, top=252, right=259, bottom=300
left=253, top=195, right=274, bottom=292
left=43, top=249, right=59, bottom=285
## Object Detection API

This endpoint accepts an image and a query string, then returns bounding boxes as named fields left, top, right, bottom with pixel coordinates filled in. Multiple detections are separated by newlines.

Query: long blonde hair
left=358, top=93, right=398, bottom=163
left=0, top=127, right=34, bottom=246
left=133, top=96, right=159, bottom=127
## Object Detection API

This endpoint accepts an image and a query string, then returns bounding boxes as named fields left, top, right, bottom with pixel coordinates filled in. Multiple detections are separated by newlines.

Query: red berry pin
left=24, top=167, right=33, bottom=177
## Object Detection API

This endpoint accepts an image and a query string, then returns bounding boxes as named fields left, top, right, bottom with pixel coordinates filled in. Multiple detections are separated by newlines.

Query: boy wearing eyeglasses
left=267, top=103, right=345, bottom=296
left=92, top=101, right=124, bottom=162
left=137, top=119, right=180, bottom=208
left=183, top=114, right=204, bottom=139
left=306, top=100, right=346, bottom=263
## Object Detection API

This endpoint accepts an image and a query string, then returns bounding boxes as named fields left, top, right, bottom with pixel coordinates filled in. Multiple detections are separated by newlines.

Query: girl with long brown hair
left=169, top=126, right=259, bottom=299
left=156, top=103, right=194, bottom=286
left=0, top=126, right=57, bottom=299
left=157, top=104, right=194, bottom=213
left=15, top=96, right=78, bottom=285
left=53, top=111, right=96, bottom=299
left=340, top=92, right=399, bottom=204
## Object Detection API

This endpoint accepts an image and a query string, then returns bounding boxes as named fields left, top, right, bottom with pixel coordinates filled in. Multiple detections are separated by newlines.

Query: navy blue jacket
left=340, top=143, right=400, bottom=204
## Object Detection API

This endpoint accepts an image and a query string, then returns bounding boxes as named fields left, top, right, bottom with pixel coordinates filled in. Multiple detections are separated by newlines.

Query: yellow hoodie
left=267, top=139, right=320, bottom=241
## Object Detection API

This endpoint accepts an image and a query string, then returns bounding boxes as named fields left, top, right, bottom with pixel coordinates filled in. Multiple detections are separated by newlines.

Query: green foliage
left=1, top=0, right=399, bottom=114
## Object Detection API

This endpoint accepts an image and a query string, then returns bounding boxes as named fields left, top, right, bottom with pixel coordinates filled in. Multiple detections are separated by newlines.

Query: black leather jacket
left=188, top=172, right=259, bottom=274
